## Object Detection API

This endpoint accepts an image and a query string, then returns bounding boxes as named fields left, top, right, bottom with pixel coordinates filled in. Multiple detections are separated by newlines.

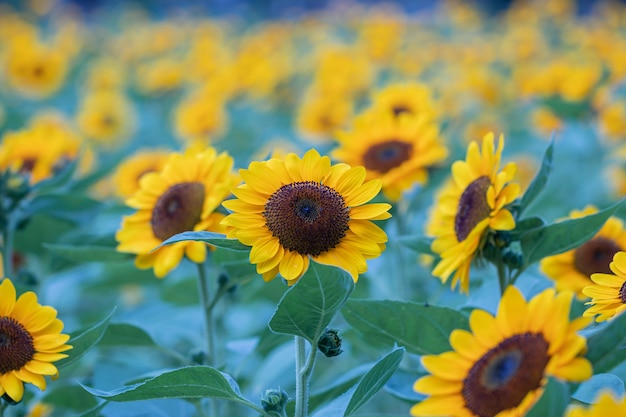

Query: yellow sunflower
left=566, top=390, right=626, bottom=417
left=221, top=149, right=391, bottom=284
left=427, top=132, right=521, bottom=293
left=333, top=110, right=448, bottom=201
left=412, top=286, right=592, bottom=417
left=582, top=251, right=626, bottom=322
left=111, top=149, right=170, bottom=200
left=116, top=147, right=239, bottom=278
left=75, top=89, right=136, bottom=147
left=369, top=82, right=439, bottom=120
left=0, top=278, right=72, bottom=403
left=540, top=206, right=626, bottom=298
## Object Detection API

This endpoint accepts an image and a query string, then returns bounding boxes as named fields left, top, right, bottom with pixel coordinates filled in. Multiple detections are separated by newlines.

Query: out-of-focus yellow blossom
left=76, top=90, right=136, bottom=147
left=185, top=25, right=234, bottom=84
left=0, top=11, right=37, bottom=46
left=597, top=102, right=626, bottom=141
left=112, top=149, right=170, bottom=200
left=173, top=89, right=228, bottom=142
left=26, top=402, right=53, bottom=417
left=531, top=107, right=563, bottom=137
left=83, top=57, right=127, bottom=91
left=370, top=82, right=439, bottom=121
left=312, top=45, right=374, bottom=98
left=296, top=92, right=353, bottom=141
left=357, top=7, right=404, bottom=62
left=52, top=16, right=84, bottom=58
left=135, top=57, right=185, bottom=95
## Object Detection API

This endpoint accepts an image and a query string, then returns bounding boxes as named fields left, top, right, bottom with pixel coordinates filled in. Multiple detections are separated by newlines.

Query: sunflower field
left=2, top=0, right=626, bottom=416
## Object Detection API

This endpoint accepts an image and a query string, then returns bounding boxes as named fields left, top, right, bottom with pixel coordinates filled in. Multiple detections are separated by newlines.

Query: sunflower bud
left=5, top=171, right=30, bottom=201
left=260, top=387, right=289, bottom=414
left=189, top=347, right=206, bottom=365
left=317, top=328, right=343, bottom=357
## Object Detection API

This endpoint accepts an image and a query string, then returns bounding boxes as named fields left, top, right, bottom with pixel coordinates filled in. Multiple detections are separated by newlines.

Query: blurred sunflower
left=0, top=278, right=72, bottom=403
left=333, top=111, right=447, bottom=201
left=173, top=89, right=228, bottom=143
left=296, top=92, right=353, bottom=141
left=76, top=89, right=135, bottom=147
left=412, top=286, right=592, bottom=417
left=540, top=206, right=626, bottom=298
left=116, top=148, right=238, bottom=278
left=566, top=390, right=626, bottom=417
left=26, top=402, right=53, bottom=417
left=222, top=149, right=391, bottom=284
left=582, top=251, right=626, bottom=322
left=370, top=82, right=438, bottom=120
left=111, top=149, right=170, bottom=200
left=427, top=133, right=520, bottom=293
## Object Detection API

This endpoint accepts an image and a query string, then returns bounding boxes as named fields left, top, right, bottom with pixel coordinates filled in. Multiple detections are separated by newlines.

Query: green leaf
left=520, top=200, right=622, bottom=268
left=22, top=194, right=104, bottom=224
left=586, top=312, right=626, bottom=374
left=526, top=377, right=569, bottom=417
left=99, top=323, right=157, bottom=347
left=309, top=364, right=372, bottom=412
left=268, top=262, right=354, bottom=343
left=75, top=402, right=107, bottom=417
left=30, top=157, right=78, bottom=193
left=573, top=373, right=625, bottom=404
left=56, top=308, right=116, bottom=369
left=342, top=300, right=469, bottom=355
left=157, top=231, right=250, bottom=251
left=43, top=243, right=134, bottom=263
left=509, top=216, right=545, bottom=238
left=42, top=384, right=99, bottom=411
left=81, top=366, right=252, bottom=406
left=344, top=347, right=405, bottom=417
left=519, top=137, right=554, bottom=216
left=397, top=235, right=435, bottom=255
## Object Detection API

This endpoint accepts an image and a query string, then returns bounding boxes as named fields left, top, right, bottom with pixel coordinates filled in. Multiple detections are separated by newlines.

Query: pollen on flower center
left=462, top=332, right=549, bottom=417
left=362, top=140, right=413, bottom=174
left=264, top=181, right=350, bottom=256
left=0, top=316, right=35, bottom=374
left=455, top=176, right=492, bottom=242
left=574, top=237, right=621, bottom=277
left=151, top=182, right=205, bottom=241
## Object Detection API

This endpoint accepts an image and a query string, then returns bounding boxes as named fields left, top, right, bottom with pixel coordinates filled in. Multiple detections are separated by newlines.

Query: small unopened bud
left=503, top=249, right=523, bottom=270
left=6, top=172, right=30, bottom=200
left=317, top=328, right=343, bottom=357
left=189, top=347, right=206, bottom=365
left=260, top=387, right=289, bottom=413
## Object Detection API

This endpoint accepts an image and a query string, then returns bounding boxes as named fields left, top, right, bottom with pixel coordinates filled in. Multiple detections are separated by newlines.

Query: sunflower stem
left=495, top=254, right=508, bottom=296
left=294, top=335, right=317, bottom=417
left=2, top=218, right=14, bottom=279
left=196, top=261, right=219, bottom=417
left=0, top=400, right=6, bottom=417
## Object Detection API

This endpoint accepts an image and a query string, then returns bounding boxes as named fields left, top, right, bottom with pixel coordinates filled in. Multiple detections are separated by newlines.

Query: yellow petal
left=0, top=279, right=17, bottom=316
left=2, top=373, right=24, bottom=402
left=279, top=251, right=308, bottom=281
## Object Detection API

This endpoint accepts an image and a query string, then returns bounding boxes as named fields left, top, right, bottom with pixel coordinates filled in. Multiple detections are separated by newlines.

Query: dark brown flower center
left=619, top=282, right=626, bottom=304
left=263, top=181, right=350, bottom=256
left=455, top=176, right=492, bottom=242
left=19, top=159, right=37, bottom=174
left=462, top=332, right=550, bottom=417
left=573, top=237, right=622, bottom=277
left=0, top=317, right=35, bottom=374
left=151, top=182, right=205, bottom=241
left=362, top=140, right=413, bottom=174
left=392, top=105, right=412, bottom=117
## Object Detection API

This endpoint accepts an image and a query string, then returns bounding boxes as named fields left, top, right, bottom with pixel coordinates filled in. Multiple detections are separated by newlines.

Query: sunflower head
left=428, top=132, right=521, bottom=293
left=0, top=278, right=71, bottom=403
left=222, top=149, right=391, bottom=284
left=411, top=285, right=592, bottom=417
left=583, top=251, right=626, bottom=322
left=116, top=147, right=238, bottom=278
left=111, top=149, right=170, bottom=200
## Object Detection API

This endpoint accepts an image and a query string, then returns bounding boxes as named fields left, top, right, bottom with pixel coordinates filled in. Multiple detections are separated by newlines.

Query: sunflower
left=332, top=110, right=448, bottom=201
left=369, top=82, right=438, bottom=121
left=427, top=132, right=520, bottom=293
left=0, top=278, right=72, bottom=403
left=116, top=147, right=239, bottom=278
left=111, top=149, right=170, bottom=200
left=411, top=285, right=592, bottom=417
left=566, top=391, right=626, bottom=417
left=75, top=89, right=135, bottom=147
left=540, top=206, right=626, bottom=298
left=582, top=251, right=626, bottom=322
left=221, top=148, right=391, bottom=284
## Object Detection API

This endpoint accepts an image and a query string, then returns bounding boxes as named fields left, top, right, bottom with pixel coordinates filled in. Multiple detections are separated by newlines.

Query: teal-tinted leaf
left=342, top=300, right=469, bottom=355
left=520, top=200, right=622, bottom=268
left=586, top=312, right=626, bottom=374
left=99, top=323, right=157, bottom=347
left=157, top=231, right=250, bottom=251
left=81, top=366, right=249, bottom=404
left=43, top=243, right=134, bottom=263
left=526, top=377, right=569, bottom=417
left=309, top=364, right=372, bottom=412
left=42, top=384, right=99, bottom=411
left=22, top=194, right=104, bottom=224
left=519, top=138, right=554, bottom=215
left=268, top=262, right=354, bottom=343
left=30, top=157, right=78, bottom=193
left=344, top=347, right=405, bottom=417
left=56, top=308, right=116, bottom=369
left=573, top=373, right=625, bottom=404
left=509, top=216, right=545, bottom=238
left=75, top=402, right=107, bottom=417
left=397, top=235, right=435, bottom=255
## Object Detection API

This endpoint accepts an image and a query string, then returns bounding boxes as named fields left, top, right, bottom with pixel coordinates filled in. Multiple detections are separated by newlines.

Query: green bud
left=189, top=347, right=206, bottom=365
left=260, top=387, right=289, bottom=413
left=502, top=249, right=523, bottom=270
left=317, top=328, right=343, bottom=357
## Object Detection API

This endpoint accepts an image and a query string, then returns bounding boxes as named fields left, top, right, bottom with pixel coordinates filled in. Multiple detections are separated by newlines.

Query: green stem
left=0, top=401, right=6, bottom=417
left=495, top=255, right=508, bottom=296
left=294, top=335, right=318, bottom=417
left=196, top=261, right=218, bottom=417
left=193, top=400, right=209, bottom=417
left=2, top=220, right=14, bottom=279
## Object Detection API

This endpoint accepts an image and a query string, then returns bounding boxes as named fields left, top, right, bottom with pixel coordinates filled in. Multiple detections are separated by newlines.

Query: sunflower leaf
left=80, top=366, right=259, bottom=409
left=572, top=373, right=625, bottom=404
left=156, top=231, right=250, bottom=251
left=518, top=136, right=554, bottom=216
left=43, top=243, right=134, bottom=263
left=268, top=262, right=354, bottom=343
left=586, top=312, right=626, bottom=374
left=343, top=347, right=405, bottom=417
left=526, top=377, right=569, bottom=417
left=56, top=307, right=116, bottom=369
left=99, top=323, right=157, bottom=347
left=21, top=194, right=104, bottom=225
left=341, top=300, right=469, bottom=355
left=75, top=402, right=108, bottom=417
left=519, top=200, right=623, bottom=269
